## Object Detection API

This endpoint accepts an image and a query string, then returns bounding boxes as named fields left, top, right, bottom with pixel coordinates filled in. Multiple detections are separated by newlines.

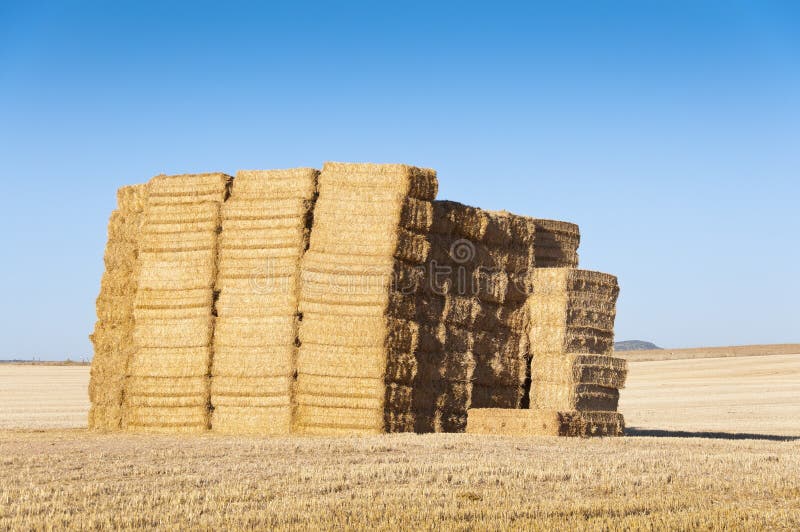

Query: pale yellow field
left=1, top=353, right=799, bottom=529
left=622, top=353, right=800, bottom=437
left=622, top=343, right=800, bottom=362
left=0, top=365, right=89, bottom=429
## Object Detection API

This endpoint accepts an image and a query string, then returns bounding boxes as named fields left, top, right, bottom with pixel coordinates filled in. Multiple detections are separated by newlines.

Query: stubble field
left=1, top=350, right=799, bottom=529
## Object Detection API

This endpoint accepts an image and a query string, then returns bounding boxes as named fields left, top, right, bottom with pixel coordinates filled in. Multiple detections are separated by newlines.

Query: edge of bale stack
left=525, top=268, right=627, bottom=435
left=88, top=183, right=148, bottom=430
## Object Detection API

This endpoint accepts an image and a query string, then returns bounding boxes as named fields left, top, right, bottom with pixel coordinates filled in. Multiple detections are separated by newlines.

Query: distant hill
left=614, top=340, right=662, bottom=351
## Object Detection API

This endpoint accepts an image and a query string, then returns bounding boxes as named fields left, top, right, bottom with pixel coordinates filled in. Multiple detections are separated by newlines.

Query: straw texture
left=88, top=162, right=624, bottom=438
left=525, top=268, right=625, bottom=433
left=88, top=184, right=147, bottom=430
left=210, top=168, right=318, bottom=434
left=408, top=203, right=537, bottom=432
left=295, top=162, right=438, bottom=435
left=532, top=219, right=580, bottom=268
left=465, top=408, right=624, bottom=437
left=123, top=173, right=230, bottom=433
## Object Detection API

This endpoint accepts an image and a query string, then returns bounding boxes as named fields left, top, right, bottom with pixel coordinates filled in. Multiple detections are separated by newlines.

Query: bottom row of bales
left=90, top=162, right=627, bottom=437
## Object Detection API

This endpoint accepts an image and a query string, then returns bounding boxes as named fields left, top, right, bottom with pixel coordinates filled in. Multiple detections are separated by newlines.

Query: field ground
left=0, top=365, right=89, bottom=429
left=1, top=350, right=799, bottom=528
left=620, top=342, right=800, bottom=362
left=1, top=430, right=798, bottom=529
left=621, top=353, right=800, bottom=437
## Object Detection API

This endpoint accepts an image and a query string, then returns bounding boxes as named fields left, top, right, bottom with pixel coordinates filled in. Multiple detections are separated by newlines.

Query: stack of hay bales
left=527, top=269, right=625, bottom=416
left=88, top=161, right=624, bottom=437
left=532, top=219, right=579, bottom=268
left=295, top=162, right=437, bottom=435
left=210, top=168, right=318, bottom=434
left=123, top=173, right=230, bottom=433
left=412, top=203, right=536, bottom=432
left=505, top=268, right=627, bottom=436
left=465, top=241, right=626, bottom=437
left=88, top=184, right=147, bottom=430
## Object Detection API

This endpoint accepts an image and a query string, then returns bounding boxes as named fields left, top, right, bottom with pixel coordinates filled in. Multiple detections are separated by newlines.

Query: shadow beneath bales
left=625, top=428, right=800, bottom=442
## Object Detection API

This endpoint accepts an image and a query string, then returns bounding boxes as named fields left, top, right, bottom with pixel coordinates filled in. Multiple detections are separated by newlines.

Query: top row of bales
left=89, top=162, right=624, bottom=436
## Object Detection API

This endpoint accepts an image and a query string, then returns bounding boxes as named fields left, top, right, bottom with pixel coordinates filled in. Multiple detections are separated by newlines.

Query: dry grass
left=2, top=356, right=800, bottom=528
left=0, top=430, right=798, bottom=530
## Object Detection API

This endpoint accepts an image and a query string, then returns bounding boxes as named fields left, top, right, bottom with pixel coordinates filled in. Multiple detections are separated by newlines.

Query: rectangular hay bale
left=466, top=408, right=624, bottom=437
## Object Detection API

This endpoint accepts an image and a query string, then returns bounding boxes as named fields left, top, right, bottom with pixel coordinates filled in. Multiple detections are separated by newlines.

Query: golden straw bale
left=88, top=404, right=124, bottom=431
left=215, top=290, right=299, bottom=318
left=145, top=173, right=229, bottom=206
left=295, top=374, right=385, bottom=400
left=125, top=376, right=209, bottom=397
left=216, top=274, right=299, bottom=293
left=210, top=375, right=292, bottom=397
left=123, top=405, right=209, bottom=432
left=466, top=408, right=624, bottom=437
left=532, top=219, right=580, bottom=268
left=222, top=197, right=311, bottom=221
left=133, top=316, right=213, bottom=348
left=528, top=269, right=619, bottom=357
left=134, top=288, right=213, bottom=309
left=531, top=382, right=620, bottom=412
left=233, top=167, right=317, bottom=198
left=116, top=184, right=148, bottom=212
left=126, top=347, right=212, bottom=378
left=293, top=405, right=384, bottom=435
left=531, top=354, right=627, bottom=389
left=317, top=162, right=437, bottom=200
left=211, top=406, right=292, bottom=435
left=212, top=346, right=295, bottom=377
left=214, top=316, right=297, bottom=347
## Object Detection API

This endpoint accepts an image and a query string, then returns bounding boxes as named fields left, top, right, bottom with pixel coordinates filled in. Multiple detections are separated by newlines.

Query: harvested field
left=621, top=353, right=800, bottom=437
left=0, top=430, right=798, bottom=529
left=0, top=366, right=89, bottom=429
left=621, top=343, right=800, bottom=362
left=2, top=355, right=800, bottom=528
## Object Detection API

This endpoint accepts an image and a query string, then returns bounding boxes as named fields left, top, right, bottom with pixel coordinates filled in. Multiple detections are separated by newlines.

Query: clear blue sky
left=1, top=1, right=798, bottom=359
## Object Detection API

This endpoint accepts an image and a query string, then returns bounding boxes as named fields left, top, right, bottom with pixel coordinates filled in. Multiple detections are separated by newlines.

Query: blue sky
left=1, top=1, right=798, bottom=359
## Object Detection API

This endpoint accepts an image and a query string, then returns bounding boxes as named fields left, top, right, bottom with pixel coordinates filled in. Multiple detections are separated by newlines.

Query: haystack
left=531, top=219, right=579, bottom=268
left=410, top=203, right=537, bottom=432
left=465, top=408, right=624, bottom=437
left=526, top=268, right=626, bottom=434
left=88, top=161, right=625, bottom=438
left=210, top=168, right=318, bottom=434
left=295, top=162, right=437, bottom=435
left=88, top=184, right=147, bottom=430
left=123, top=173, right=230, bottom=433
